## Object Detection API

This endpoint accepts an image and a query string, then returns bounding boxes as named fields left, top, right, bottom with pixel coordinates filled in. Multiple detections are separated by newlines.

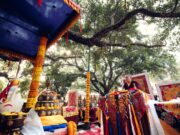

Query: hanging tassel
left=124, top=0, right=127, bottom=10
left=16, top=60, right=21, bottom=78
left=79, top=16, right=83, bottom=33
left=38, top=0, right=42, bottom=6
left=7, top=61, right=12, bottom=73
left=8, top=61, right=11, bottom=67
left=66, top=31, right=69, bottom=45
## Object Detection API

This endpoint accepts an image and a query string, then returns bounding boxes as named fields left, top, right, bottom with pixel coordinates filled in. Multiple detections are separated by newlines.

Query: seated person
left=122, top=75, right=139, bottom=91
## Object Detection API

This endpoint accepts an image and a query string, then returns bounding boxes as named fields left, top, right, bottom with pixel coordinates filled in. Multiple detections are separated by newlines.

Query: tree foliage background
left=0, top=0, right=180, bottom=96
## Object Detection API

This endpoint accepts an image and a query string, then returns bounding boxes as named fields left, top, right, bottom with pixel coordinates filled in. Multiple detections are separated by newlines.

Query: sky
left=137, top=20, right=180, bottom=63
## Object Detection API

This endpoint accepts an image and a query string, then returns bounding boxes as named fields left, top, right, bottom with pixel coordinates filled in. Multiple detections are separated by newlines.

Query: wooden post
left=84, top=71, right=91, bottom=123
left=26, top=36, right=47, bottom=109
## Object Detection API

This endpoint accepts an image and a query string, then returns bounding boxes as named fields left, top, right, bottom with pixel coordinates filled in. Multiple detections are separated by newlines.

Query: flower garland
left=64, top=0, right=80, bottom=14
left=68, top=121, right=77, bottom=135
left=0, top=50, right=34, bottom=61
left=26, top=37, right=47, bottom=109
left=84, top=72, right=90, bottom=123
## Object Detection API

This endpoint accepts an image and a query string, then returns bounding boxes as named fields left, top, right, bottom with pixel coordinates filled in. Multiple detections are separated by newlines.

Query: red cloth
left=38, top=0, right=42, bottom=6
left=132, top=91, right=146, bottom=119
left=106, top=100, right=118, bottom=135
left=0, top=83, right=12, bottom=103
left=65, top=115, right=79, bottom=124
left=79, top=16, right=83, bottom=33
left=105, top=118, right=109, bottom=135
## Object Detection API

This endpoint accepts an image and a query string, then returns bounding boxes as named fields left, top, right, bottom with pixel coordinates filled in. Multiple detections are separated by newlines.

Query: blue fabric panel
left=116, top=112, right=123, bottom=135
left=0, top=0, right=78, bottom=59
left=43, top=123, right=67, bottom=132
left=0, top=16, right=40, bottom=58
left=108, top=120, right=113, bottom=135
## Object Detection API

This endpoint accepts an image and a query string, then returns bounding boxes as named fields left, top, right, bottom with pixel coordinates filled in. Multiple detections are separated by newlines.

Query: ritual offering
left=0, top=112, right=27, bottom=135
left=35, top=90, right=60, bottom=117
left=35, top=90, right=68, bottom=134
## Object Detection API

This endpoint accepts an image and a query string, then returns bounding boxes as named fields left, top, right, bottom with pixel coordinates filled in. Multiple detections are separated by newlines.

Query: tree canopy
left=43, top=44, right=178, bottom=95
left=0, top=0, right=180, bottom=96
left=68, top=0, right=180, bottom=48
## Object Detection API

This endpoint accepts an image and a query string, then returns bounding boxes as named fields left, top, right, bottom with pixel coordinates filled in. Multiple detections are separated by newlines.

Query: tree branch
left=101, top=57, right=108, bottom=84
left=0, top=72, right=9, bottom=79
left=68, top=31, right=165, bottom=48
left=109, top=74, right=122, bottom=90
left=46, top=55, right=82, bottom=61
left=91, top=72, right=107, bottom=91
left=93, top=8, right=180, bottom=38
left=63, top=62, right=85, bottom=72
left=91, top=79, right=102, bottom=95
left=107, top=60, right=113, bottom=87
left=171, top=0, right=179, bottom=13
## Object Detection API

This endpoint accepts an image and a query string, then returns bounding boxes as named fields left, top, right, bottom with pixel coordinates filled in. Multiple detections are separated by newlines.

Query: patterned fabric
left=107, top=99, right=118, bottom=135
left=68, top=91, right=78, bottom=106
left=155, top=102, right=180, bottom=133
left=159, top=84, right=180, bottom=101
left=99, top=91, right=130, bottom=135
left=62, top=106, right=78, bottom=117
left=148, top=100, right=180, bottom=135
left=99, top=91, right=147, bottom=135
left=131, top=91, right=147, bottom=119
left=132, top=75, right=150, bottom=94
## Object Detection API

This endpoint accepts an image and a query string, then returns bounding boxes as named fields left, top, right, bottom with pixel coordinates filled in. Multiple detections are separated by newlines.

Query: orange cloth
left=130, top=104, right=142, bottom=135
left=40, top=115, right=67, bottom=126
left=11, top=80, right=19, bottom=86
left=160, top=119, right=179, bottom=135
left=96, top=108, right=101, bottom=124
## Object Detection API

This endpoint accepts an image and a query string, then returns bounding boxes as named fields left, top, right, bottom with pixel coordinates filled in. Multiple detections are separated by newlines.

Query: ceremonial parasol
left=0, top=0, right=80, bottom=109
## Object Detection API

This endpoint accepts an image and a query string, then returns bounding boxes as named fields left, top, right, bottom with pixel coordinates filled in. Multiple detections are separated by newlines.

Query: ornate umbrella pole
left=26, top=36, right=47, bottom=110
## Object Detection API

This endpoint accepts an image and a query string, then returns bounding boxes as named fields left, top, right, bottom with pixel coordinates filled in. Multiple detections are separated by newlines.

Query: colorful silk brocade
left=99, top=91, right=145, bottom=135
left=131, top=90, right=151, bottom=135
left=131, top=91, right=146, bottom=119
left=155, top=102, right=180, bottom=134
left=159, top=84, right=180, bottom=101
left=68, top=91, right=78, bottom=106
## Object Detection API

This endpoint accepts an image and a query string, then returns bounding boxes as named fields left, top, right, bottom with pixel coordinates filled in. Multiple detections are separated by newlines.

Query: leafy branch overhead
left=68, top=0, right=180, bottom=48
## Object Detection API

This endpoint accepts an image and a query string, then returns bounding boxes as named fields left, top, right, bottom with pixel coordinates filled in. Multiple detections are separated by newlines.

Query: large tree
left=0, top=0, right=179, bottom=96
left=67, top=0, right=180, bottom=48
left=45, top=45, right=178, bottom=96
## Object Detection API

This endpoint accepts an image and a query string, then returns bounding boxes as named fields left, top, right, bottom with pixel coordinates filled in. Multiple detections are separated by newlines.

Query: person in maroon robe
left=123, top=75, right=139, bottom=91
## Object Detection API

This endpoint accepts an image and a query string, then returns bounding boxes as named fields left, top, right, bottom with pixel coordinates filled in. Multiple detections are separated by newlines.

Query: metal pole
left=88, top=47, right=90, bottom=71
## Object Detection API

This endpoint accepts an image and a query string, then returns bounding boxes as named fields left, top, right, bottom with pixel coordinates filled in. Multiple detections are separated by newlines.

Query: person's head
left=124, top=75, right=132, bottom=84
